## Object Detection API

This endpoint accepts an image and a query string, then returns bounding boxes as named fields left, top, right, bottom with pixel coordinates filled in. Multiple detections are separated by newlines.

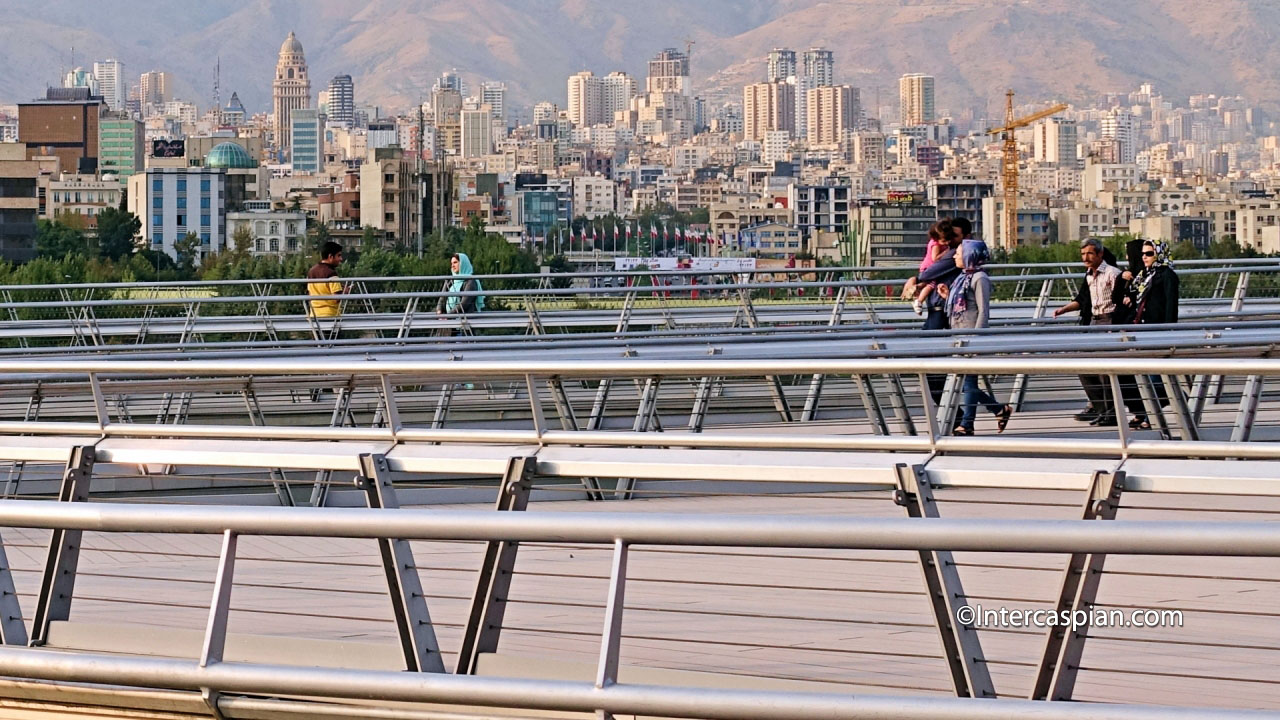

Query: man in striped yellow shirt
left=306, top=242, right=346, bottom=317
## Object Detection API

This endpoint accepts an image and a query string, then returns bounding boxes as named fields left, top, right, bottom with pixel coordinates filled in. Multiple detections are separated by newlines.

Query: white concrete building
left=226, top=208, right=307, bottom=255
left=572, top=175, right=616, bottom=219
left=127, top=167, right=227, bottom=260
left=92, top=59, right=126, bottom=112
left=1033, top=118, right=1078, bottom=166
left=762, top=130, right=791, bottom=164
left=48, top=174, right=122, bottom=224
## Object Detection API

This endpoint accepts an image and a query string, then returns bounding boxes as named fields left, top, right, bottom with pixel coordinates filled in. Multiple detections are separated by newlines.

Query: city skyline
left=5, top=0, right=1280, bottom=119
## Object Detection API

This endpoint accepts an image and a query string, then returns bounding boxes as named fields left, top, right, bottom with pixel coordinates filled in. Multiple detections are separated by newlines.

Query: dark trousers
left=923, top=307, right=950, bottom=404
left=1082, top=374, right=1147, bottom=419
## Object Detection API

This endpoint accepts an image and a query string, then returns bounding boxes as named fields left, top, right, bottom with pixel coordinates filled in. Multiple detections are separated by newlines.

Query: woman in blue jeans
left=939, top=239, right=1013, bottom=436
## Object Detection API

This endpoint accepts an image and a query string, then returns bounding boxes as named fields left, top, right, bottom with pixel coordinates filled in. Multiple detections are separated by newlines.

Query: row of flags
left=523, top=222, right=719, bottom=247
left=522, top=224, right=772, bottom=250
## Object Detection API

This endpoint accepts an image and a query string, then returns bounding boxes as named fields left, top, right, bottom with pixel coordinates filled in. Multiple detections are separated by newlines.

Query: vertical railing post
left=893, top=464, right=993, bottom=698
left=594, top=539, right=630, bottom=720
left=1030, top=471, right=1125, bottom=701
left=356, top=453, right=445, bottom=673
left=30, top=446, right=95, bottom=646
left=455, top=456, right=536, bottom=674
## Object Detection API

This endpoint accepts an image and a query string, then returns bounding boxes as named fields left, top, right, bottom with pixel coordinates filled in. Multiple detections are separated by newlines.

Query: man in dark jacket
left=1052, top=238, right=1130, bottom=425
left=901, top=218, right=967, bottom=403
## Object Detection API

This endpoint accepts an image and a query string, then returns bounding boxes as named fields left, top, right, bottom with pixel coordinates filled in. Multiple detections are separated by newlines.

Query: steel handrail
left=0, top=256, right=1272, bottom=293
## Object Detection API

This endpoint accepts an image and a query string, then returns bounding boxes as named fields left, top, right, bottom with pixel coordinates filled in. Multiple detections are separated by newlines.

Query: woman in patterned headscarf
left=1122, top=239, right=1180, bottom=429
left=1128, top=239, right=1179, bottom=324
left=942, top=238, right=1012, bottom=435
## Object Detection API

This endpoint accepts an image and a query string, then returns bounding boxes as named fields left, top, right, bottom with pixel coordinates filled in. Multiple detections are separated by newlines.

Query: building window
left=269, top=238, right=279, bottom=252
left=201, top=214, right=210, bottom=228
left=152, top=214, right=162, bottom=227
left=152, top=197, right=163, bottom=209
left=153, top=233, right=162, bottom=244
left=287, top=238, right=299, bottom=252
left=269, top=222, right=279, bottom=234
left=176, top=197, right=187, bottom=209
left=176, top=178, right=186, bottom=192
left=255, top=238, right=265, bottom=252
left=176, top=214, right=185, bottom=227
left=200, top=197, right=210, bottom=209
left=201, top=178, right=210, bottom=192
left=152, top=178, right=162, bottom=192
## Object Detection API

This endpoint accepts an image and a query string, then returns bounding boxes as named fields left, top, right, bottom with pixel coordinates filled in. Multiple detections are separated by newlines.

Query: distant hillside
left=2, top=0, right=1278, bottom=117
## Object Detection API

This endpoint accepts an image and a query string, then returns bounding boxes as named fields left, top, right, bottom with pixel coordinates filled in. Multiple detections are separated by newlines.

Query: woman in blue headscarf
left=436, top=252, right=486, bottom=315
left=942, top=238, right=1012, bottom=435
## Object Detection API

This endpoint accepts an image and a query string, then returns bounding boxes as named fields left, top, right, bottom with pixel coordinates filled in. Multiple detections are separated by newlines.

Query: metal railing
left=0, top=260, right=1277, bottom=348
left=0, top=356, right=1273, bottom=464
left=0, top=499, right=1275, bottom=718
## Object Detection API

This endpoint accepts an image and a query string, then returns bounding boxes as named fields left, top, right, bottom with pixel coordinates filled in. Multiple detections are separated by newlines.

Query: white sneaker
left=912, top=300, right=924, bottom=316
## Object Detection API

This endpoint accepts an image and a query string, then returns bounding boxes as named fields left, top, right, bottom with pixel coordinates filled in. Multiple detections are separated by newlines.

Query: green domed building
left=205, top=142, right=256, bottom=169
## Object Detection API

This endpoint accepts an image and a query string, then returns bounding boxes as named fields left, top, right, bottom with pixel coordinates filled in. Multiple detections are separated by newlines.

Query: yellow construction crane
left=987, top=91, right=1068, bottom=248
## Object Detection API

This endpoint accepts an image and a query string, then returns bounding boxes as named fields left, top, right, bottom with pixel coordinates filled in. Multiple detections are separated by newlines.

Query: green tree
left=360, top=224, right=380, bottom=250
left=94, top=207, right=141, bottom=261
left=174, top=232, right=201, bottom=277
left=227, top=225, right=254, bottom=264
left=307, top=220, right=332, bottom=255
left=546, top=254, right=572, bottom=288
left=35, top=218, right=89, bottom=258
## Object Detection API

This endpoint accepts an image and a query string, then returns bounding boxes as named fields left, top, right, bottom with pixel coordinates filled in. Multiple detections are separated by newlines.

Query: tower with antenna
left=212, top=56, right=222, bottom=124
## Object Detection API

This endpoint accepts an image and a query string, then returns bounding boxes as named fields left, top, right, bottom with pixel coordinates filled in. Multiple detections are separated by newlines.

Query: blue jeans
left=960, top=374, right=1004, bottom=431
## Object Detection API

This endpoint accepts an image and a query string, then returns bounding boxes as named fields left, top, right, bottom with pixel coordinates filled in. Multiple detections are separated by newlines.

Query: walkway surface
left=1, top=487, right=1276, bottom=709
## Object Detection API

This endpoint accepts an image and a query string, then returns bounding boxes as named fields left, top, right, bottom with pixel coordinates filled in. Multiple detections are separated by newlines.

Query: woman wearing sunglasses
left=1122, top=239, right=1180, bottom=429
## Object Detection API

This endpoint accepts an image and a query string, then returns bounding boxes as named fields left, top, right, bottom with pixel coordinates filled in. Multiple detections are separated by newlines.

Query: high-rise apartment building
left=802, top=48, right=834, bottom=87
left=98, top=112, right=144, bottom=183
left=1034, top=117, right=1079, bottom=166
left=481, top=82, right=507, bottom=126
left=272, top=32, right=311, bottom=152
left=533, top=102, right=558, bottom=125
left=63, top=68, right=98, bottom=94
left=326, top=75, right=354, bottom=125
left=567, top=71, right=603, bottom=127
left=461, top=104, right=494, bottom=158
left=93, top=59, right=126, bottom=112
left=1101, top=108, right=1136, bottom=164
left=433, top=87, right=462, bottom=126
left=601, top=72, right=637, bottom=123
left=790, top=75, right=814, bottom=140
left=139, top=71, right=171, bottom=107
left=807, top=85, right=860, bottom=144
left=743, top=82, right=795, bottom=142
left=899, top=73, right=935, bottom=126
left=767, top=49, right=796, bottom=83
left=290, top=108, right=322, bottom=173
left=646, top=48, right=690, bottom=95
left=434, top=69, right=464, bottom=95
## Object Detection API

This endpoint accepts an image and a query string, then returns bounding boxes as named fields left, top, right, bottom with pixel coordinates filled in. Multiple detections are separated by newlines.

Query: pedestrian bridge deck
left=0, top=489, right=1277, bottom=714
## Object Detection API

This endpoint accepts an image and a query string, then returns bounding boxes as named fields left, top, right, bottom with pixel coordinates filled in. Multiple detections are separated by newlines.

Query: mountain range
left=2, top=0, right=1279, bottom=119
